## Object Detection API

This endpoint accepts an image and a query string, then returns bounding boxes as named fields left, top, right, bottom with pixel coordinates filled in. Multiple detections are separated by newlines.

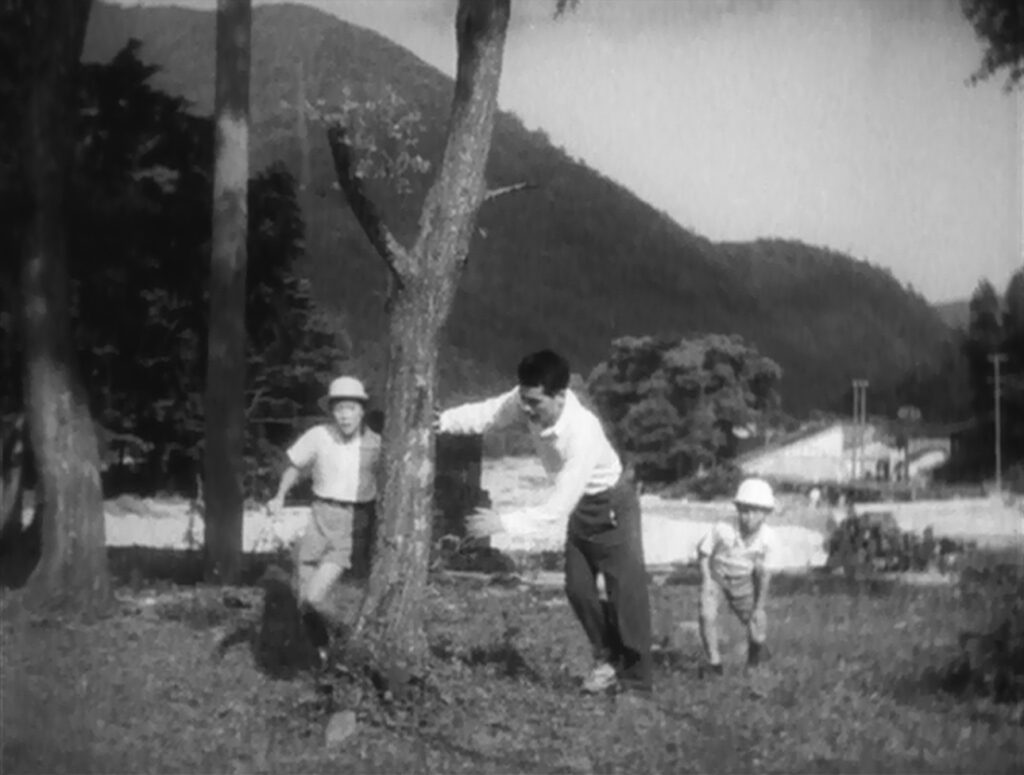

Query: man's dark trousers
left=564, top=477, right=653, bottom=692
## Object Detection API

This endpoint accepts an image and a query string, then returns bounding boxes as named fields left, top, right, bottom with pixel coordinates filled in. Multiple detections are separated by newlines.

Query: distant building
left=736, top=421, right=951, bottom=485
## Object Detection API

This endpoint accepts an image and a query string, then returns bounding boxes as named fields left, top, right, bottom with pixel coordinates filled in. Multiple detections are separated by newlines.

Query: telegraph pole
left=851, top=380, right=857, bottom=479
left=989, top=354, right=1007, bottom=493
left=851, top=379, right=869, bottom=479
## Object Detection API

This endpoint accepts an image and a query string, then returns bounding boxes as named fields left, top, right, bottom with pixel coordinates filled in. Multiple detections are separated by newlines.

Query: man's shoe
left=747, top=642, right=768, bottom=667
left=582, top=662, right=618, bottom=694
left=699, top=662, right=724, bottom=678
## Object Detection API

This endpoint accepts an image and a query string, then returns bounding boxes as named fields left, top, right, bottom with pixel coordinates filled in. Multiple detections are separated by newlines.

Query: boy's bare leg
left=698, top=581, right=723, bottom=670
left=748, top=566, right=769, bottom=666
left=747, top=608, right=768, bottom=666
left=299, top=560, right=345, bottom=662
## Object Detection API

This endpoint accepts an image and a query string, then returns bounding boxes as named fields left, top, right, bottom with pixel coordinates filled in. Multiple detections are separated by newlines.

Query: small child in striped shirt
left=697, top=477, right=776, bottom=675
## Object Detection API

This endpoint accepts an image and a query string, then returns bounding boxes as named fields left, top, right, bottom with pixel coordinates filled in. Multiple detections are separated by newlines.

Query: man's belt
left=312, top=496, right=374, bottom=508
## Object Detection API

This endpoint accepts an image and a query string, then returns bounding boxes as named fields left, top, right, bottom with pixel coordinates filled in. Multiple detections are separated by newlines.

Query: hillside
left=934, top=299, right=970, bottom=330
left=82, top=1, right=954, bottom=416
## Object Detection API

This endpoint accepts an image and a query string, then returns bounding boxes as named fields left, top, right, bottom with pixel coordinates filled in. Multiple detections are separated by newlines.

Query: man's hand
left=466, top=509, right=504, bottom=538
left=749, top=606, right=767, bottom=637
left=266, top=495, right=285, bottom=519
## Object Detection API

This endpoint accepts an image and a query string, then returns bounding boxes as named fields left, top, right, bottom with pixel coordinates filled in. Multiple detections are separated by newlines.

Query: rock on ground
left=325, top=710, right=357, bottom=748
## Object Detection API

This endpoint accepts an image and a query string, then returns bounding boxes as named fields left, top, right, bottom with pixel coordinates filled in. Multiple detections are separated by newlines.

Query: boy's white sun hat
left=734, top=477, right=775, bottom=511
left=322, top=376, right=369, bottom=406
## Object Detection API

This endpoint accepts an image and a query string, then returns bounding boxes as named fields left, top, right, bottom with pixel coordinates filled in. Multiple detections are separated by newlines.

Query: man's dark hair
left=517, top=349, right=571, bottom=395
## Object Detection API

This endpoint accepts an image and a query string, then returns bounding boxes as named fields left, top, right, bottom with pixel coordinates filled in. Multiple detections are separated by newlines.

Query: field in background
left=15, top=455, right=1016, bottom=574
left=482, top=457, right=1022, bottom=566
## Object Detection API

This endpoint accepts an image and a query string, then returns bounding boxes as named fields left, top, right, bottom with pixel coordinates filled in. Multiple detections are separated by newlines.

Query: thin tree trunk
left=20, top=0, right=110, bottom=616
left=204, top=0, right=251, bottom=584
left=330, top=0, right=511, bottom=670
left=295, top=57, right=311, bottom=196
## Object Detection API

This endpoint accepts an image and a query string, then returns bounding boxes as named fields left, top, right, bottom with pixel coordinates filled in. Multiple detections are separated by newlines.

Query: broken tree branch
left=325, top=124, right=413, bottom=281
left=484, top=181, right=537, bottom=202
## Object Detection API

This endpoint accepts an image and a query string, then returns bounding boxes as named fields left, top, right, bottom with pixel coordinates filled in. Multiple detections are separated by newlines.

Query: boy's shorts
left=297, top=499, right=376, bottom=575
left=700, top=573, right=764, bottom=639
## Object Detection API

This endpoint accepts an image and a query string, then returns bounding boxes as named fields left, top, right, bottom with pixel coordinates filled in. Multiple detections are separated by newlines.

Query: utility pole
left=851, top=380, right=857, bottom=479
left=989, top=354, right=1007, bottom=493
left=852, top=379, right=869, bottom=479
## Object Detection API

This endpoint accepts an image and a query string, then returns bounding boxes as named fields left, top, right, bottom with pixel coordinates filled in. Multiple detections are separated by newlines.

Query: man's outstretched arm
left=438, top=388, right=522, bottom=435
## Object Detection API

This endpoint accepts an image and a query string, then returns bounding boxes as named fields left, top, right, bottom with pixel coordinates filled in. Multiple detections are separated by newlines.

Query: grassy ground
left=2, top=559, right=1022, bottom=775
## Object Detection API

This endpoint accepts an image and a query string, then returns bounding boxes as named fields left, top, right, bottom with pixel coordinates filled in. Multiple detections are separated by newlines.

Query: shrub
left=939, top=553, right=1024, bottom=704
left=825, top=514, right=975, bottom=577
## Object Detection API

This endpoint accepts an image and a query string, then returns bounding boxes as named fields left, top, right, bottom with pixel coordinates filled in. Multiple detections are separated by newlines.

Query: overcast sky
left=121, top=0, right=1021, bottom=303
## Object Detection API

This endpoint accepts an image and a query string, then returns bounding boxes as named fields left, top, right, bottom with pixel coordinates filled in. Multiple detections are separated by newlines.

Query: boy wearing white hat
left=697, top=477, right=776, bottom=675
left=267, top=376, right=381, bottom=658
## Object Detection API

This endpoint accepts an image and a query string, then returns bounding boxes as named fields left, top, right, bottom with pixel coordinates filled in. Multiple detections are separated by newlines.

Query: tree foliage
left=954, top=271, right=1024, bottom=478
left=0, top=41, right=339, bottom=499
left=965, top=280, right=1005, bottom=419
left=963, top=0, right=1024, bottom=90
left=587, top=334, right=781, bottom=483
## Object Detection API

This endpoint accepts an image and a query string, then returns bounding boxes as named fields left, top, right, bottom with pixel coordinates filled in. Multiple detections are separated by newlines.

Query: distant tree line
left=953, top=271, right=1024, bottom=483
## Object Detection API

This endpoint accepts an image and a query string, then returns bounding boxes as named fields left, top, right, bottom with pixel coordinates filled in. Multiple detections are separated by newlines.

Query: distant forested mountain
left=80, top=1, right=955, bottom=417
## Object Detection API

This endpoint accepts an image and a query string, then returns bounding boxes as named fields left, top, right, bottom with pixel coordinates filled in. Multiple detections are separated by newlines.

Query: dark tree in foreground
left=204, top=0, right=252, bottom=584
left=18, top=0, right=110, bottom=614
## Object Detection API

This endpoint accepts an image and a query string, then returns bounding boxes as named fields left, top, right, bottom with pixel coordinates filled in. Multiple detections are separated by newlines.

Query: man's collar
left=539, top=390, right=577, bottom=438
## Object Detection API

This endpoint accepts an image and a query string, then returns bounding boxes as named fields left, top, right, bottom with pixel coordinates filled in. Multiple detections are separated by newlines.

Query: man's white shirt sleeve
left=438, top=388, right=522, bottom=435
left=757, top=525, right=775, bottom=569
left=498, top=415, right=605, bottom=535
left=286, top=427, right=319, bottom=469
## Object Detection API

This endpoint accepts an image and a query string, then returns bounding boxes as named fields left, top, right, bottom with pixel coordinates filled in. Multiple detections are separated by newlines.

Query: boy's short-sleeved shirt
left=287, top=425, right=380, bottom=503
left=697, top=522, right=774, bottom=580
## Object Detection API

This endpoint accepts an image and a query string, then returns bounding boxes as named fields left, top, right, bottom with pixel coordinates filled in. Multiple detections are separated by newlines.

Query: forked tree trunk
left=203, top=0, right=251, bottom=584
left=20, top=0, right=110, bottom=616
left=329, top=0, right=511, bottom=669
left=351, top=289, right=442, bottom=659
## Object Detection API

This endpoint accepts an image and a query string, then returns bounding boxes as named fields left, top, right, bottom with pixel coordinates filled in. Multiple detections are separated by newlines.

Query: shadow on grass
left=430, top=636, right=545, bottom=684
left=657, top=564, right=903, bottom=598
left=107, top=546, right=294, bottom=588
left=0, top=540, right=295, bottom=591
left=651, top=646, right=701, bottom=674
left=769, top=571, right=900, bottom=598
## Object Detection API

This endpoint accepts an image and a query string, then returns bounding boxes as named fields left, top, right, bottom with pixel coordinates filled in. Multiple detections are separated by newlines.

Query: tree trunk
left=346, top=0, right=511, bottom=670
left=20, top=0, right=110, bottom=616
left=203, top=0, right=251, bottom=584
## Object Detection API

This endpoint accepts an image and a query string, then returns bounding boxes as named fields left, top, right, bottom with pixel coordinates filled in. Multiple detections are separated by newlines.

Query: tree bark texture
left=203, top=0, right=251, bottom=584
left=20, top=0, right=110, bottom=615
left=331, top=0, right=511, bottom=669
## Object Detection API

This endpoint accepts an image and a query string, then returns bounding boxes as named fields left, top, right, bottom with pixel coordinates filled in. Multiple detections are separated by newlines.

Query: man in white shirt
left=439, top=350, right=653, bottom=696
left=696, top=477, right=775, bottom=675
left=267, top=376, right=381, bottom=661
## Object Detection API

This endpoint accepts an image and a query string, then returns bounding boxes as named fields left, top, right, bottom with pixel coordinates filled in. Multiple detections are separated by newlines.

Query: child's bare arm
left=752, top=563, right=770, bottom=610
left=697, top=525, right=718, bottom=586
left=699, top=555, right=714, bottom=591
